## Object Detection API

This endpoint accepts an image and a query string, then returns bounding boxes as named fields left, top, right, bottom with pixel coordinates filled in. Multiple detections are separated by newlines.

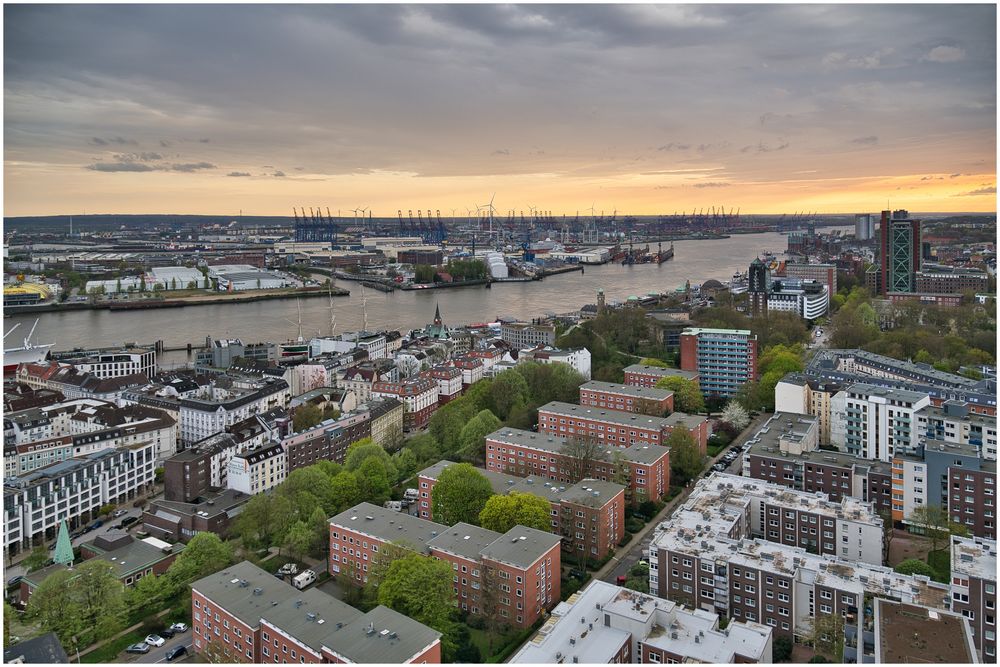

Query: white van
left=293, top=569, right=316, bottom=590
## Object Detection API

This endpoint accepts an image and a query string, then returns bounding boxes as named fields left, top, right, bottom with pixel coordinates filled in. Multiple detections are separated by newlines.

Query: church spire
left=53, top=519, right=74, bottom=566
left=434, top=302, right=442, bottom=325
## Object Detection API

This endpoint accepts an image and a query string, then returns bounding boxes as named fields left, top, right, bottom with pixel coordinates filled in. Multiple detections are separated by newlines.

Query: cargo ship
left=4, top=320, right=54, bottom=373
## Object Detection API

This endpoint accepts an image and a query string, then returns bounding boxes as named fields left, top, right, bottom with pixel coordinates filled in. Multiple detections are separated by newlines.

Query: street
left=599, top=412, right=774, bottom=586
left=130, top=631, right=193, bottom=664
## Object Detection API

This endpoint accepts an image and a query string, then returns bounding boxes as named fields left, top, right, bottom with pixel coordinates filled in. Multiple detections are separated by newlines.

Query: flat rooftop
left=580, top=380, right=674, bottom=401
left=846, top=381, right=930, bottom=405
left=485, top=427, right=670, bottom=464
left=538, top=401, right=674, bottom=429
left=329, top=502, right=444, bottom=554
left=478, top=526, right=562, bottom=569
left=950, top=535, right=997, bottom=582
left=623, top=364, right=699, bottom=380
left=876, top=599, right=976, bottom=664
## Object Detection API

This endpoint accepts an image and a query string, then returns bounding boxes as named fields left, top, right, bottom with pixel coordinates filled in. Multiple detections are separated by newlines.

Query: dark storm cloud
left=4, top=3, right=996, bottom=184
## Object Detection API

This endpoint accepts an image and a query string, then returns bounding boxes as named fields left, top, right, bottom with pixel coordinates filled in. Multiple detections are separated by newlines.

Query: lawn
left=927, top=548, right=950, bottom=583
left=82, top=628, right=148, bottom=664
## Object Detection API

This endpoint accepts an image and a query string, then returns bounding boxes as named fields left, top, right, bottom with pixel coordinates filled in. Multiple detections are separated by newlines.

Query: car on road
left=159, top=627, right=176, bottom=639
left=144, top=634, right=166, bottom=647
left=125, top=643, right=150, bottom=654
left=616, top=575, right=627, bottom=585
left=112, top=509, right=127, bottom=518
left=170, top=623, right=188, bottom=633
left=711, top=463, right=727, bottom=472
left=87, top=520, right=104, bottom=531
left=165, top=645, right=188, bottom=661
left=6, top=576, right=23, bottom=588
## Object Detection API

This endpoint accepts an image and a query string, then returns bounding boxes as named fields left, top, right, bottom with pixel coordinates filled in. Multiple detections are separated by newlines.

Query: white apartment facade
left=227, top=444, right=287, bottom=495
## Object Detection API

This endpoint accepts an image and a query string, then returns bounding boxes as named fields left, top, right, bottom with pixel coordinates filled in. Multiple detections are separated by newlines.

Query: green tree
left=23, top=545, right=51, bottom=572
left=429, top=401, right=474, bottom=454
left=654, top=376, right=705, bottom=413
left=376, top=553, right=457, bottom=659
left=391, top=448, right=419, bottom=484
left=72, top=560, right=126, bottom=642
left=666, top=428, right=703, bottom=485
left=479, top=492, right=552, bottom=533
left=280, top=467, right=337, bottom=515
left=806, top=612, right=846, bottom=662
left=457, top=409, right=502, bottom=464
left=488, top=370, right=531, bottom=420
left=720, top=401, right=750, bottom=431
left=773, top=635, right=793, bottom=662
left=234, top=492, right=294, bottom=549
left=894, top=558, right=937, bottom=578
left=639, top=357, right=669, bottom=368
left=356, top=457, right=393, bottom=505
left=907, top=505, right=967, bottom=555
left=167, top=532, right=234, bottom=585
left=345, top=439, right=398, bottom=481
left=283, top=520, right=314, bottom=562
left=26, top=570, right=83, bottom=646
left=292, top=403, right=324, bottom=432
left=3, top=601, right=15, bottom=648
left=307, top=506, right=330, bottom=557
left=560, top=435, right=607, bottom=483
left=329, top=471, right=362, bottom=512
left=431, top=463, right=494, bottom=526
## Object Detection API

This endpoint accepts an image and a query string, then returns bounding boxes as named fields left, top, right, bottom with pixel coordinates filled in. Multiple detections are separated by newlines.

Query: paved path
left=597, top=412, right=774, bottom=585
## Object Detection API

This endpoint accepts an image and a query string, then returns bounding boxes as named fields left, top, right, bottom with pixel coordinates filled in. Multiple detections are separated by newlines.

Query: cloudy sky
left=4, top=3, right=996, bottom=216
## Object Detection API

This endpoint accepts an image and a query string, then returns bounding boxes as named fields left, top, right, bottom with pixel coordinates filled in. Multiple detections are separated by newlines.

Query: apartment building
left=510, top=580, right=773, bottom=664
left=950, top=536, right=997, bottom=661
left=917, top=400, right=998, bottom=461
left=328, top=502, right=561, bottom=629
left=874, top=599, right=978, bottom=664
left=839, top=383, right=931, bottom=462
left=485, top=427, right=670, bottom=504
left=177, top=378, right=290, bottom=445
left=946, top=456, right=997, bottom=540
left=336, top=362, right=397, bottom=405
left=784, top=263, right=837, bottom=295
left=191, top=561, right=441, bottom=663
left=518, top=346, right=592, bottom=381
left=50, top=345, right=156, bottom=380
left=679, top=328, right=759, bottom=398
left=742, top=413, right=894, bottom=515
left=227, top=443, right=287, bottom=495
left=500, top=322, right=556, bottom=349
left=809, top=349, right=996, bottom=416
left=367, top=398, right=404, bottom=450
left=774, top=374, right=844, bottom=446
left=622, top=364, right=699, bottom=389
left=280, top=409, right=371, bottom=470
left=4, top=442, right=157, bottom=557
left=426, top=365, right=463, bottom=404
left=450, top=356, right=485, bottom=387
left=579, top=381, right=674, bottom=416
left=915, top=269, right=990, bottom=294
left=417, top=461, right=625, bottom=560
left=649, top=477, right=956, bottom=659
left=371, top=377, right=438, bottom=431
left=16, top=362, right=149, bottom=402
left=143, top=489, right=250, bottom=543
left=538, top=401, right=709, bottom=453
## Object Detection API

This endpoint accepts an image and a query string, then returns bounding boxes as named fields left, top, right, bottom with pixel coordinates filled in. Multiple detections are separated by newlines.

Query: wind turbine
left=480, top=193, right=497, bottom=240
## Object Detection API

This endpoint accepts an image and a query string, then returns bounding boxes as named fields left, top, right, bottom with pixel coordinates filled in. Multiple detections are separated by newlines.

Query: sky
left=4, top=3, right=997, bottom=217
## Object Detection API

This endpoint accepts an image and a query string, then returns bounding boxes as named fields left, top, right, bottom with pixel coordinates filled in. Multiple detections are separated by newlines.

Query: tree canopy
left=654, top=376, right=705, bottom=414
left=376, top=553, right=458, bottom=659
left=431, top=463, right=494, bottom=526
left=666, top=428, right=703, bottom=485
left=479, top=492, right=552, bottom=533
left=894, top=558, right=937, bottom=578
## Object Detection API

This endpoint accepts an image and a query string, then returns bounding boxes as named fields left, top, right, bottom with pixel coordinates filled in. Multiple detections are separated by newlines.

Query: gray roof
left=328, top=502, right=445, bottom=553
left=623, top=364, right=700, bottom=380
left=426, top=522, right=503, bottom=561
left=846, top=382, right=930, bottom=405
left=3, top=633, right=69, bottom=664
left=539, top=401, right=675, bottom=429
left=259, top=588, right=362, bottom=653
left=557, top=479, right=626, bottom=508
left=330, top=605, right=442, bottom=663
left=417, top=460, right=530, bottom=495
left=479, top=526, right=561, bottom=569
left=664, top=411, right=709, bottom=429
left=191, top=561, right=299, bottom=626
left=486, top=427, right=670, bottom=464
left=580, top=380, right=674, bottom=401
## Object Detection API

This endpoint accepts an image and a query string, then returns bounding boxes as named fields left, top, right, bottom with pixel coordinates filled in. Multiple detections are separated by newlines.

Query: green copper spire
left=52, top=520, right=74, bottom=566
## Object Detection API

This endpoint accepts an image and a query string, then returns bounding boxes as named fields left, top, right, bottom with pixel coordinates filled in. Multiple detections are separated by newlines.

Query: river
left=7, top=231, right=814, bottom=367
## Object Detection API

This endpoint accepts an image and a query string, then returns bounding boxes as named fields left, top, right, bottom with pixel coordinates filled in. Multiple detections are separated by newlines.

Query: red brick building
left=371, top=378, right=438, bottom=431
left=622, top=364, right=700, bottom=389
left=484, top=428, right=670, bottom=504
left=191, top=561, right=442, bottom=663
left=579, top=380, right=674, bottom=416
left=949, top=465, right=997, bottom=540
left=417, top=461, right=625, bottom=560
left=537, top=401, right=708, bottom=454
left=328, top=502, right=562, bottom=629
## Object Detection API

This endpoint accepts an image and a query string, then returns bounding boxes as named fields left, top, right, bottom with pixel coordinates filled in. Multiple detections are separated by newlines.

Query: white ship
left=4, top=320, right=54, bottom=373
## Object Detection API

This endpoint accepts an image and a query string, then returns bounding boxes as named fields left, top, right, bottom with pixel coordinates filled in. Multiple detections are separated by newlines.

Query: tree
left=292, top=403, right=323, bottom=432
left=655, top=376, right=705, bottom=414
left=345, top=439, right=397, bottom=481
left=773, top=635, right=793, bottom=662
left=391, top=448, right=418, bottom=484
left=488, top=370, right=530, bottom=420
left=476, top=563, right=509, bottom=653
left=376, top=553, right=457, bottom=656
left=26, top=570, right=83, bottom=646
left=805, top=612, right=846, bottom=662
left=639, top=358, right=669, bottom=368
left=23, top=545, right=50, bottom=572
left=307, top=506, right=330, bottom=557
left=72, top=560, right=126, bottom=642
left=429, top=402, right=473, bottom=454
left=479, top=492, right=552, bottom=533
left=329, top=471, right=362, bottom=512
left=720, top=401, right=750, bottom=431
left=3, top=601, right=15, bottom=648
left=894, top=558, right=937, bottom=578
left=356, top=457, right=392, bottom=505
left=431, top=463, right=494, bottom=526
left=363, top=542, right=412, bottom=605
left=561, top=435, right=607, bottom=483
left=457, top=409, right=502, bottom=464
left=666, top=428, right=703, bottom=485
left=907, top=505, right=966, bottom=555
left=283, top=521, right=314, bottom=562
left=879, top=509, right=895, bottom=559
left=199, top=639, right=244, bottom=664
left=234, top=492, right=294, bottom=550
left=280, top=467, right=337, bottom=515
left=167, top=532, right=234, bottom=585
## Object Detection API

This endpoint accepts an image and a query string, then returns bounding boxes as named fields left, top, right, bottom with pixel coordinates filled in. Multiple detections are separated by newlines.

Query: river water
left=8, top=231, right=805, bottom=367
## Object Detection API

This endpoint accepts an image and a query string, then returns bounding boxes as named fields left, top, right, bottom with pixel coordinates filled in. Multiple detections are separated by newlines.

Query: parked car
left=616, top=575, right=627, bottom=585
left=120, top=516, right=139, bottom=528
left=144, top=634, right=165, bottom=647
left=159, top=627, right=176, bottom=639
left=165, top=645, right=188, bottom=661
left=170, top=622, right=188, bottom=633
left=293, top=569, right=317, bottom=590
left=125, top=643, right=150, bottom=654
left=277, top=563, right=299, bottom=576
left=6, top=576, right=23, bottom=588
left=87, top=520, right=104, bottom=531
left=112, top=509, right=127, bottom=518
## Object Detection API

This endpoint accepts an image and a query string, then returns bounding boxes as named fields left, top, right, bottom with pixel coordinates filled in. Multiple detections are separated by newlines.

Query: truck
left=292, top=570, right=316, bottom=590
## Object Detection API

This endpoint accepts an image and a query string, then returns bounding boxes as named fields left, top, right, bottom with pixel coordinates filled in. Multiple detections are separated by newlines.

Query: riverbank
left=3, top=286, right=350, bottom=315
